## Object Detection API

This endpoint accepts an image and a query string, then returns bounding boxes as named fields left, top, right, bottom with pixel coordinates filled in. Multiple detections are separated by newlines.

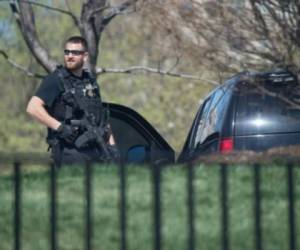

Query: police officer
left=26, top=36, right=119, bottom=166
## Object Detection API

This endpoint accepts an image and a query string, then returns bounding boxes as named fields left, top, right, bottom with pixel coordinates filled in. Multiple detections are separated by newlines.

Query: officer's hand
left=57, top=123, right=77, bottom=144
left=107, top=144, right=121, bottom=163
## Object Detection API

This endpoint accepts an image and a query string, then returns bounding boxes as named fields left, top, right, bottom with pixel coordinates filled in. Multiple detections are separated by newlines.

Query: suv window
left=236, top=82, right=300, bottom=135
left=192, top=96, right=213, bottom=148
left=192, top=85, right=231, bottom=148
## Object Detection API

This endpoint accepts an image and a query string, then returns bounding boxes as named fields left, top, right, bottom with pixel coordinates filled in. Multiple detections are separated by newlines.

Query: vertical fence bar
left=220, top=163, right=229, bottom=250
left=120, top=161, right=127, bottom=250
left=85, top=162, right=93, bottom=250
left=152, top=164, right=162, bottom=250
left=287, top=163, right=296, bottom=250
left=14, top=161, right=21, bottom=250
left=254, top=164, right=262, bottom=250
left=50, top=163, right=57, bottom=250
left=187, top=163, right=195, bottom=250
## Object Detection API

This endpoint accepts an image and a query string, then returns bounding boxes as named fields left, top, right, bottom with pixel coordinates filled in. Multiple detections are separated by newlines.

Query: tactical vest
left=47, top=66, right=103, bottom=142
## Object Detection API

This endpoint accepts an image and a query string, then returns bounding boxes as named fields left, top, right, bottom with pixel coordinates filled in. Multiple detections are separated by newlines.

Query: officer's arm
left=26, top=96, right=61, bottom=130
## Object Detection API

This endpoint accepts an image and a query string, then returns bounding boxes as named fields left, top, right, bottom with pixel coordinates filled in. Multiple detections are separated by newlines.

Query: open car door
left=104, top=103, right=175, bottom=165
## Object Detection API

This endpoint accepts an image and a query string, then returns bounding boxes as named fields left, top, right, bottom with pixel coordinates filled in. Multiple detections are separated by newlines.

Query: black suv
left=104, top=70, right=300, bottom=164
left=178, top=70, right=300, bottom=162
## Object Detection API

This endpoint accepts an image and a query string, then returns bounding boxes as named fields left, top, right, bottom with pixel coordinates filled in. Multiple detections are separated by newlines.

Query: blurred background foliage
left=6, top=0, right=295, bottom=155
left=0, top=0, right=216, bottom=155
left=3, top=0, right=298, bottom=155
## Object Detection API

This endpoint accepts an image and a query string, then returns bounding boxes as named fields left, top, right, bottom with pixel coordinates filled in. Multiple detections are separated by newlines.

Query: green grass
left=0, top=164, right=300, bottom=250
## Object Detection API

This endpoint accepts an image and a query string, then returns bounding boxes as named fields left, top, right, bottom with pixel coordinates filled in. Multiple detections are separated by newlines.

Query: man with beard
left=26, top=36, right=119, bottom=166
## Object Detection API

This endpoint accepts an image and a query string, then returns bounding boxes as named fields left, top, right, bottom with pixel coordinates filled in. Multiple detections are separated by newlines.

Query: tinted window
left=207, top=85, right=233, bottom=134
left=109, top=116, right=150, bottom=162
left=236, top=82, right=300, bottom=135
left=192, top=85, right=231, bottom=148
left=192, top=97, right=213, bottom=148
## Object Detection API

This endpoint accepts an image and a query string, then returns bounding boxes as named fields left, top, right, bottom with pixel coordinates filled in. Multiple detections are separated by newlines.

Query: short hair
left=64, top=36, right=88, bottom=51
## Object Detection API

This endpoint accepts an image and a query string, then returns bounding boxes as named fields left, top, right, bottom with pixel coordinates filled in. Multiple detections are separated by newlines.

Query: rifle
left=70, top=115, right=112, bottom=161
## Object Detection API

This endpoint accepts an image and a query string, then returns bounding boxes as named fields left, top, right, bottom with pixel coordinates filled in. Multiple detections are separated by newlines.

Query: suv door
left=104, top=103, right=175, bottom=165
left=178, top=83, right=234, bottom=162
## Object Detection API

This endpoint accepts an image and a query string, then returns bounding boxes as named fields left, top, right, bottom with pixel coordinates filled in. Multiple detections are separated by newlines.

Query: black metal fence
left=0, top=153, right=299, bottom=250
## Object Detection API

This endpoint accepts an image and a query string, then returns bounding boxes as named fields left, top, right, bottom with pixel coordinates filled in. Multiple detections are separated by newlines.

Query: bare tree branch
left=102, top=0, right=138, bottom=25
left=79, top=0, right=139, bottom=75
left=0, top=49, right=44, bottom=78
left=80, top=1, right=104, bottom=75
left=18, top=0, right=74, bottom=15
left=64, top=0, right=72, bottom=11
left=146, top=0, right=300, bottom=75
left=90, top=5, right=109, bottom=17
left=9, top=1, right=58, bottom=73
left=96, top=66, right=219, bottom=85
left=7, top=0, right=142, bottom=76
left=5, top=0, right=80, bottom=26
left=166, top=56, right=181, bottom=73
left=0, top=48, right=217, bottom=84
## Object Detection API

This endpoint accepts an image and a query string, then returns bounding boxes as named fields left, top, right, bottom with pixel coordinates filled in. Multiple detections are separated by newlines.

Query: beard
left=64, top=59, right=84, bottom=71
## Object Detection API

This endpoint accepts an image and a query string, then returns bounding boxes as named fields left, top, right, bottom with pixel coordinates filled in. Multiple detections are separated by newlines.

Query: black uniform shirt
left=35, top=73, right=62, bottom=107
left=35, top=68, right=101, bottom=122
left=35, top=69, right=94, bottom=107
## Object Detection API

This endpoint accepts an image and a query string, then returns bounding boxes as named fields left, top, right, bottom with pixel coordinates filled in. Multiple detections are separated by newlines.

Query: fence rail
left=0, top=152, right=299, bottom=250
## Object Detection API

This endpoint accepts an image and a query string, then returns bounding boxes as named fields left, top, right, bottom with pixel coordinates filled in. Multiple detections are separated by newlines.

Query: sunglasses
left=64, top=49, right=86, bottom=56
